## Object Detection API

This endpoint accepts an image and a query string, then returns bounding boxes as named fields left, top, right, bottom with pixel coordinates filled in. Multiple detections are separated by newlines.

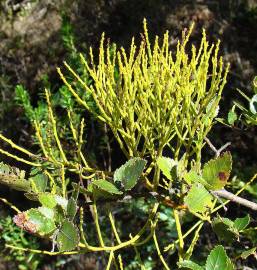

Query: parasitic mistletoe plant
left=0, top=19, right=256, bottom=269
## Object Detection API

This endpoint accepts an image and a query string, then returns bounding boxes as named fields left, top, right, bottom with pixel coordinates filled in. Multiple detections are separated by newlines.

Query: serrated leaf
left=114, top=158, right=146, bottom=190
left=38, top=206, right=55, bottom=219
left=183, top=170, right=212, bottom=189
left=184, top=183, right=213, bottom=213
left=24, top=192, right=39, bottom=201
left=177, top=260, right=204, bottom=270
left=67, top=198, right=77, bottom=220
left=240, top=247, right=256, bottom=259
left=92, top=179, right=123, bottom=195
left=54, top=195, right=68, bottom=210
left=206, top=245, right=234, bottom=270
left=89, top=183, right=118, bottom=200
left=234, top=215, right=250, bottom=231
left=212, top=216, right=238, bottom=243
left=157, top=157, right=177, bottom=181
left=38, top=193, right=57, bottom=208
left=27, top=208, right=56, bottom=236
left=54, top=205, right=66, bottom=224
left=0, top=162, right=30, bottom=191
left=29, top=173, right=47, bottom=193
left=227, top=110, right=237, bottom=125
left=202, top=152, right=232, bottom=190
left=56, top=219, right=79, bottom=252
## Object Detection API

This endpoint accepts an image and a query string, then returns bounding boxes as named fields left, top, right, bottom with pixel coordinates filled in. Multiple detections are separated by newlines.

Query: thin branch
left=212, top=189, right=257, bottom=211
left=204, top=137, right=231, bottom=157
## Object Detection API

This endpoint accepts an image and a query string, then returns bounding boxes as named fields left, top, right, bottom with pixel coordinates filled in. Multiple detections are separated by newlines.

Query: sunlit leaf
left=202, top=152, right=232, bottom=190
left=227, top=109, right=237, bottom=125
left=26, top=208, right=56, bottom=236
left=206, top=245, right=234, bottom=270
left=234, top=215, right=250, bottom=231
left=38, top=206, right=55, bottom=219
left=92, top=179, right=123, bottom=195
left=183, top=170, right=212, bottom=189
left=54, top=195, right=68, bottom=210
left=157, top=157, right=177, bottom=181
left=184, top=183, right=213, bottom=213
left=38, top=193, right=57, bottom=209
left=114, top=158, right=146, bottom=190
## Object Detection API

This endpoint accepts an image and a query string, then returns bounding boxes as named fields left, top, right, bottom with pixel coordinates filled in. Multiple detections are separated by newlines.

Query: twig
left=204, top=137, right=231, bottom=157
left=212, top=189, right=257, bottom=211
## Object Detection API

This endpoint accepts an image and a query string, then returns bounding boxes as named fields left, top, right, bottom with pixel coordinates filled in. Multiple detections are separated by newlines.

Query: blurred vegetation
left=0, top=0, right=256, bottom=269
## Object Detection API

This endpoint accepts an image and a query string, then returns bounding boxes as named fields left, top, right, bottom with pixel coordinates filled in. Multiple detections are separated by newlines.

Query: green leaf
left=54, top=205, right=66, bottom=224
left=0, top=162, right=30, bottom=191
left=27, top=209, right=56, bottom=236
left=184, top=183, right=213, bottom=213
left=183, top=170, right=212, bottom=189
left=157, top=157, right=177, bottom=181
left=227, top=109, right=237, bottom=125
left=240, top=247, right=256, bottom=259
left=88, top=182, right=118, bottom=200
left=67, top=198, right=77, bottom=220
left=56, top=219, right=79, bottom=252
left=54, top=195, right=68, bottom=210
left=202, top=152, right=232, bottom=190
left=38, top=207, right=55, bottom=219
left=206, top=245, right=234, bottom=270
left=29, top=173, right=47, bottom=193
left=177, top=260, right=204, bottom=270
left=38, top=193, right=57, bottom=209
left=177, top=153, right=187, bottom=178
left=212, top=216, right=238, bottom=243
left=234, top=215, right=250, bottom=231
left=92, top=179, right=123, bottom=195
left=114, top=158, right=146, bottom=190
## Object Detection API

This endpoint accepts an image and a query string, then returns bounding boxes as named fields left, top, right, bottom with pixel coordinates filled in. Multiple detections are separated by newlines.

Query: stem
left=45, top=89, right=68, bottom=164
left=153, top=166, right=160, bottom=191
left=0, top=148, right=41, bottom=167
left=118, top=254, right=124, bottom=270
left=0, top=133, right=36, bottom=158
left=92, top=199, right=105, bottom=247
left=0, top=197, right=21, bottom=213
left=79, top=203, right=159, bottom=252
left=164, top=220, right=204, bottom=253
left=109, top=211, right=121, bottom=244
left=173, top=209, right=184, bottom=261
left=184, top=222, right=204, bottom=259
left=131, top=238, right=146, bottom=270
left=153, top=231, right=170, bottom=270
left=106, top=251, right=114, bottom=270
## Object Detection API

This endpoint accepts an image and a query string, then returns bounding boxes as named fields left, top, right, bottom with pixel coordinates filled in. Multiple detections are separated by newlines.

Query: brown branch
left=212, top=189, right=257, bottom=211
left=204, top=137, right=231, bottom=157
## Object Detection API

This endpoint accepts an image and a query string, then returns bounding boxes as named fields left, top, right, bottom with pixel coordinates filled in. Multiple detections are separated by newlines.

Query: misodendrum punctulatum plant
left=0, top=19, right=256, bottom=269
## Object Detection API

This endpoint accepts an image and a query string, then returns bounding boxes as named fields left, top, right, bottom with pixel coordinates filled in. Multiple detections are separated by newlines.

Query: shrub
left=0, top=19, right=256, bottom=269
